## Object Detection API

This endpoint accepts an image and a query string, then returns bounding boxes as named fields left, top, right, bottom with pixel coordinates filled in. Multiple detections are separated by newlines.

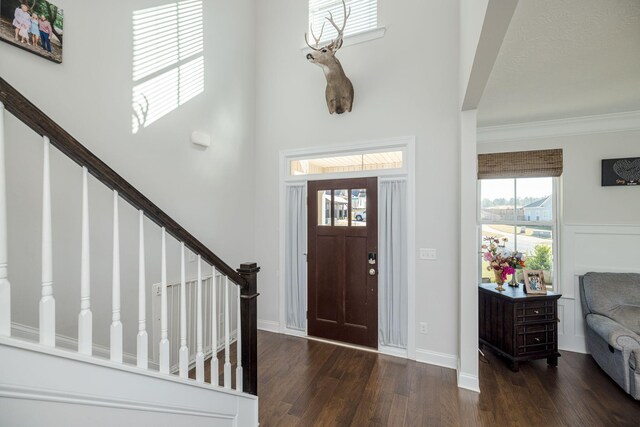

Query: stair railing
left=0, top=77, right=259, bottom=395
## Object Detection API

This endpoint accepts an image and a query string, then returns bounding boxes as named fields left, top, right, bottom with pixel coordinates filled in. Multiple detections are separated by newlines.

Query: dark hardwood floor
left=256, top=332, right=640, bottom=426
left=196, top=331, right=640, bottom=426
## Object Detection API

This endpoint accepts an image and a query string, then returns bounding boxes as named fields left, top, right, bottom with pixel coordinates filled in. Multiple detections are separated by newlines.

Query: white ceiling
left=478, top=0, right=640, bottom=127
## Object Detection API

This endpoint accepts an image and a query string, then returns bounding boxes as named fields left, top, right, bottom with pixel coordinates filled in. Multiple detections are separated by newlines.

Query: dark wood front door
left=307, top=178, right=378, bottom=348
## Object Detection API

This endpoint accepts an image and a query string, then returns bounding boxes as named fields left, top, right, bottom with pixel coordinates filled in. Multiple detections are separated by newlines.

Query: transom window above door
left=291, top=151, right=402, bottom=176
left=317, top=188, right=367, bottom=227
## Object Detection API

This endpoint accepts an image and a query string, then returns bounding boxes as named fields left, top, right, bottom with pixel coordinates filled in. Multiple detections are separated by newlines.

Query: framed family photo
left=0, top=0, right=63, bottom=63
left=523, top=270, right=547, bottom=295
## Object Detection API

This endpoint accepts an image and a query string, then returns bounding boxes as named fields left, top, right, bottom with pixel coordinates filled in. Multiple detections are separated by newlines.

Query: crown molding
left=477, top=110, right=640, bottom=144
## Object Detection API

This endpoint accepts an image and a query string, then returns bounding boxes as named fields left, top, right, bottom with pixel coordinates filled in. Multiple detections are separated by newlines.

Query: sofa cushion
left=582, top=272, right=640, bottom=335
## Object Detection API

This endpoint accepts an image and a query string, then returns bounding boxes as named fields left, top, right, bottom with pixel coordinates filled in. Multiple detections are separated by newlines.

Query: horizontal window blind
left=309, top=0, right=377, bottom=44
left=478, top=149, right=563, bottom=179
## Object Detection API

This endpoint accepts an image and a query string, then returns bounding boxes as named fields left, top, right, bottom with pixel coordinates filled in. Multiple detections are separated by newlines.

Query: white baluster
left=110, top=191, right=122, bottom=363
left=236, top=283, right=243, bottom=392
left=195, top=255, right=204, bottom=382
left=39, top=137, right=55, bottom=346
left=78, top=167, right=92, bottom=355
left=0, top=102, right=11, bottom=337
left=159, top=228, right=170, bottom=373
left=137, top=210, right=148, bottom=369
left=224, top=276, right=231, bottom=389
left=210, top=267, right=219, bottom=386
left=178, top=243, right=188, bottom=378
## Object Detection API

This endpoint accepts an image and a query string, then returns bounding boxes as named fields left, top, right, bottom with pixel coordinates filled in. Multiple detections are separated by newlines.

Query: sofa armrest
left=586, top=314, right=640, bottom=351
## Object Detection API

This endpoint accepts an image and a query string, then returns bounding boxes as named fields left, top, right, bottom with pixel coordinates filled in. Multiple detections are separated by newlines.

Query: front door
left=307, top=178, right=378, bottom=348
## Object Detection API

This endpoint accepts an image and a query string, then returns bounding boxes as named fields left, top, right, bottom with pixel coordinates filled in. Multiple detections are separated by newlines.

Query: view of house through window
left=317, top=189, right=368, bottom=227
left=308, top=0, right=378, bottom=44
left=132, top=0, right=204, bottom=134
left=291, top=151, right=402, bottom=176
left=480, top=177, right=556, bottom=289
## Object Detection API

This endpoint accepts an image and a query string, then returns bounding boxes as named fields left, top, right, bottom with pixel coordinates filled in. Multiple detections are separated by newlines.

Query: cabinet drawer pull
left=533, top=310, right=540, bottom=314
left=534, top=337, right=541, bottom=342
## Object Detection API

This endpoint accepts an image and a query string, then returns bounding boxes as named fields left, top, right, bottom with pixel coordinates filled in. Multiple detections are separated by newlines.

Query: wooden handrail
left=0, top=78, right=246, bottom=287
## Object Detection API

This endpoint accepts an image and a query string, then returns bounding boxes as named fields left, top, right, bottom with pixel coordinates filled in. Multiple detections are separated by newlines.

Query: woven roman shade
left=477, top=149, right=563, bottom=179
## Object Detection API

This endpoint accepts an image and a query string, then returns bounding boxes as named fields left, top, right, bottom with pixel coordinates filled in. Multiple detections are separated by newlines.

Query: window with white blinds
left=309, top=0, right=378, bottom=44
left=131, top=0, right=204, bottom=134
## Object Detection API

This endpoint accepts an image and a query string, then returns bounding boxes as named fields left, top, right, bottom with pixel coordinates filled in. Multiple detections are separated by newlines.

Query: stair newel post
left=223, top=276, right=231, bottom=389
left=235, top=282, right=243, bottom=392
left=159, top=227, right=170, bottom=373
left=178, top=243, right=188, bottom=378
left=195, top=255, right=205, bottom=382
left=78, top=166, right=92, bottom=355
left=39, top=136, right=55, bottom=346
left=237, top=262, right=260, bottom=396
left=110, top=190, right=122, bottom=363
left=0, top=102, right=10, bottom=337
left=210, top=266, right=219, bottom=386
left=137, top=210, right=148, bottom=369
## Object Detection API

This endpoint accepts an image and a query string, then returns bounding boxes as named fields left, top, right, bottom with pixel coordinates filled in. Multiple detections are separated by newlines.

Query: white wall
left=0, top=0, right=256, bottom=357
left=255, top=0, right=462, bottom=362
left=478, top=128, right=640, bottom=352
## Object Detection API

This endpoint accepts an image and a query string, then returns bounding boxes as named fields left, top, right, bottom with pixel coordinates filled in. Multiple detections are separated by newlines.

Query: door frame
left=278, top=136, right=416, bottom=359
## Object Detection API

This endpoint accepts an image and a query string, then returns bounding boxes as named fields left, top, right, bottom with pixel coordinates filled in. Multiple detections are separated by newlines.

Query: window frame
left=287, top=147, right=407, bottom=179
left=477, top=177, right=561, bottom=291
left=306, top=0, right=384, bottom=49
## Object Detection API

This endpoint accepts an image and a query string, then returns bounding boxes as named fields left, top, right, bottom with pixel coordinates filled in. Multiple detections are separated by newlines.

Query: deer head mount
left=305, top=0, right=354, bottom=115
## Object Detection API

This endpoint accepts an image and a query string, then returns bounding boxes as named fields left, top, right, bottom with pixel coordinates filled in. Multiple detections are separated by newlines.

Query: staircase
left=0, top=78, right=260, bottom=426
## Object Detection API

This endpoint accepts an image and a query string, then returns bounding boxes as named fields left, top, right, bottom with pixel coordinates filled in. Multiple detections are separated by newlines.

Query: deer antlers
left=305, top=22, right=325, bottom=51
left=305, top=0, right=352, bottom=52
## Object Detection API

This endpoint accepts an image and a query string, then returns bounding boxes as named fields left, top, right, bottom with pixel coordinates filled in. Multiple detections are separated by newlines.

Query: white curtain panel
left=379, top=180, right=408, bottom=348
left=285, top=184, right=307, bottom=331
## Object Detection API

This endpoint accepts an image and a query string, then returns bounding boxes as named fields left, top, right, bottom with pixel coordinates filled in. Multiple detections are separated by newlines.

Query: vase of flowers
left=482, top=236, right=526, bottom=292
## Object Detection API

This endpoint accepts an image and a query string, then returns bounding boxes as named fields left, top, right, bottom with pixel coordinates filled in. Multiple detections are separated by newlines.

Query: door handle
left=369, top=268, right=376, bottom=276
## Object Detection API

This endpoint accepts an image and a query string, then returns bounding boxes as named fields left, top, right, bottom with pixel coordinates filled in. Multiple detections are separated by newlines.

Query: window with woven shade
left=478, top=149, right=563, bottom=291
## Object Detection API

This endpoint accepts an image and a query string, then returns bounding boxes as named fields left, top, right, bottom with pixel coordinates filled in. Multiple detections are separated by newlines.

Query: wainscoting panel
left=558, top=224, right=640, bottom=353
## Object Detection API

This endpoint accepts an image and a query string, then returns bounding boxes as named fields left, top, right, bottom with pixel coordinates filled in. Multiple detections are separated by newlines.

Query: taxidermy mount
left=305, top=0, right=354, bottom=114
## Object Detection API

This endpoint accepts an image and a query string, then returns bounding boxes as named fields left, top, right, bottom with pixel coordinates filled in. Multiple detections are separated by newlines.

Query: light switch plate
left=419, top=248, right=437, bottom=260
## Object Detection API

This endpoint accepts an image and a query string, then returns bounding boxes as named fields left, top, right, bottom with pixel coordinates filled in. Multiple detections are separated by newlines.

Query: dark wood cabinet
left=478, top=284, right=561, bottom=372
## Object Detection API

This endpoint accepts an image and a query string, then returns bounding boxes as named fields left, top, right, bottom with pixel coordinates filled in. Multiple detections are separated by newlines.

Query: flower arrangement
left=482, top=236, right=526, bottom=291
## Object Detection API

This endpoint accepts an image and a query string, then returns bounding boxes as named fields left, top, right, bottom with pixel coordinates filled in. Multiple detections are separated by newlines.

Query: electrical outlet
left=419, top=248, right=437, bottom=260
left=419, top=322, right=428, bottom=334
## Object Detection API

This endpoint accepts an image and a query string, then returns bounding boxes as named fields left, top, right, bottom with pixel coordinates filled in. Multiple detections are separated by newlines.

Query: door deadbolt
left=368, top=253, right=377, bottom=265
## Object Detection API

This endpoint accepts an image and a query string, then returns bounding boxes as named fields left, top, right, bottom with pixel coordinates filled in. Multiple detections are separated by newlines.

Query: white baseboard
left=283, top=327, right=307, bottom=338
left=11, top=322, right=157, bottom=370
left=559, top=336, right=588, bottom=354
left=257, top=319, right=280, bottom=333
left=379, top=345, right=408, bottom=358
left=457, top=371, right=480, bottom=393
left=0, top=383, right=231, bottom=420
left=415, top=348, right=458, bottom=370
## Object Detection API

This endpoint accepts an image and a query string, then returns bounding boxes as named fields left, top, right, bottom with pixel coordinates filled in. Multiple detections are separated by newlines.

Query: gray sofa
left=580, top=272, right=640, bottom=400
